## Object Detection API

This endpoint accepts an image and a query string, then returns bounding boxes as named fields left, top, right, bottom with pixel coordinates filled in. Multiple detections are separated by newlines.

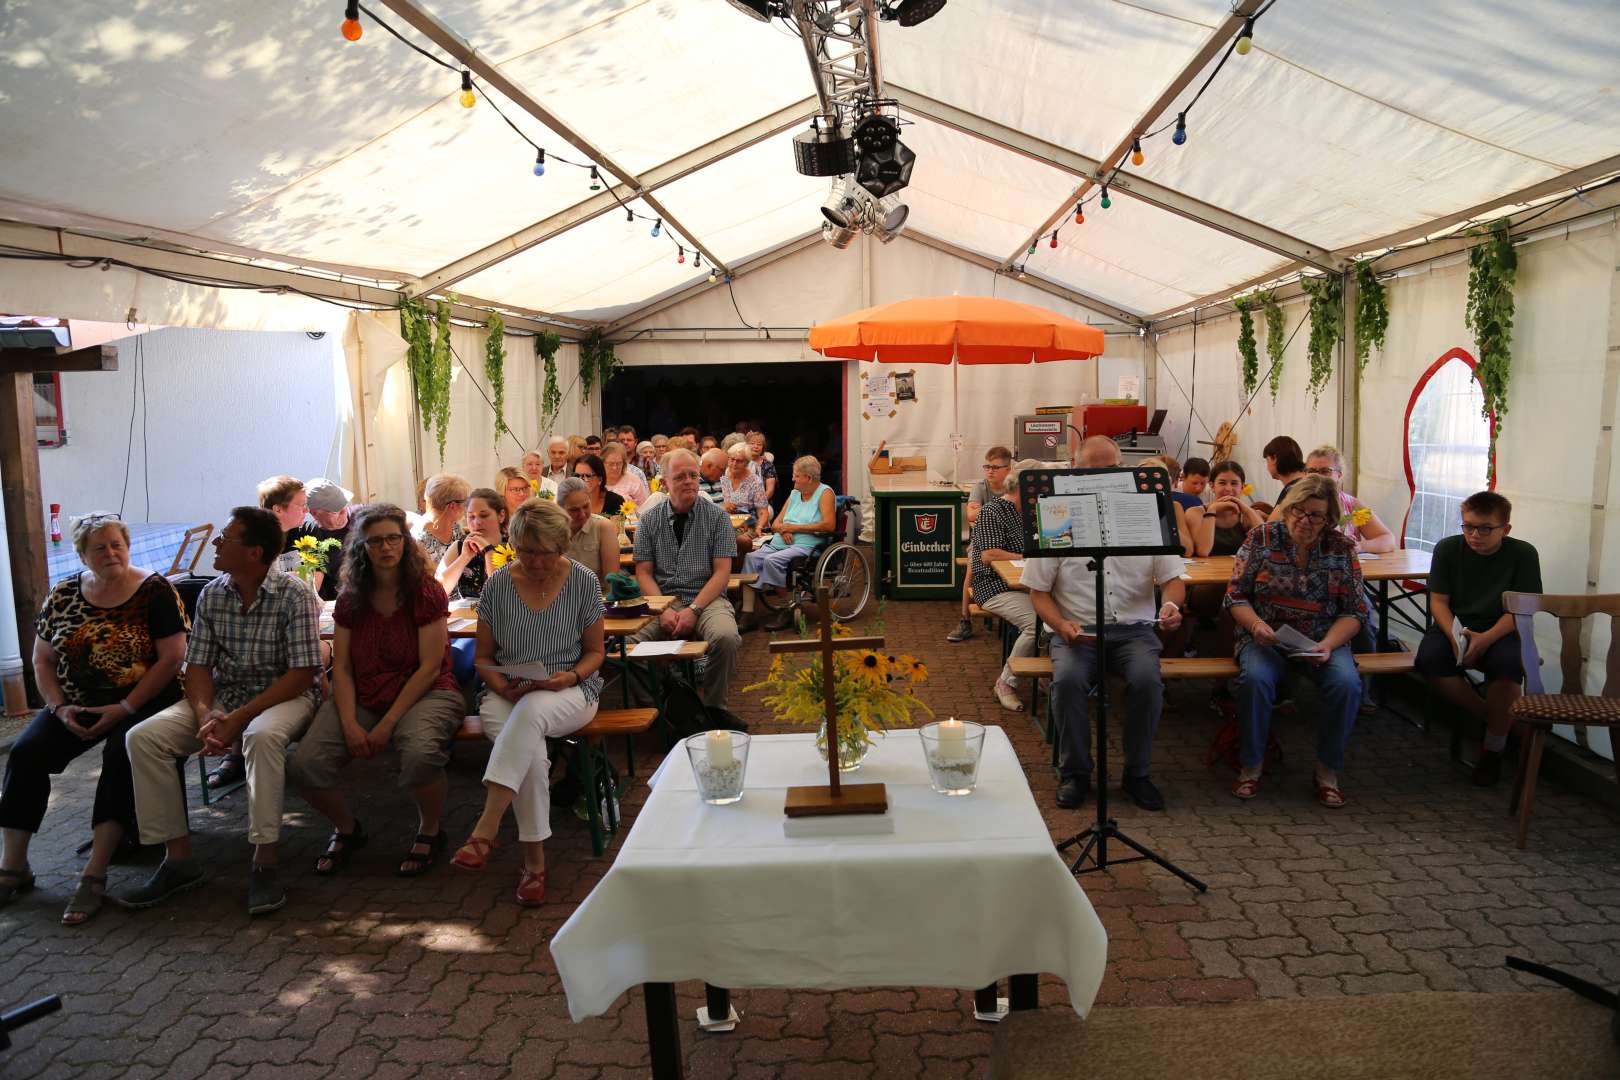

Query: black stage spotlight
left=725, top=0, right=787, bottom=21
left=852, top=113, right=915, bottom=199
left=793, top=124, right=856, bottom=177
left=880, top=0, right=947, bottom=27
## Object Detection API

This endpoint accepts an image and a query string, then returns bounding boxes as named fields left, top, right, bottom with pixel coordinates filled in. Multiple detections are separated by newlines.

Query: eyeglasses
left=1460, top=521, right=1505, bottom=536
left=212, top=534, right=246, bottom=546
left=1286, top=508, right=1328, bottom=525
left=983, top=463, right=1011, bottom=472
left=363, top=534, right=406, bottom=549
left=79, top=512, right=122, bottom=526
left=1305, top=466, right=1338, bottom=476
left=515, top=545, right=557, bottom=559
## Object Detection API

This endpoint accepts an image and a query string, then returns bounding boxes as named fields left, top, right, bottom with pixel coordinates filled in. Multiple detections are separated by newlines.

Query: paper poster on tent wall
left=862, top=370, right=897, bottom=420
left=894, top=371, right=916, bottom=402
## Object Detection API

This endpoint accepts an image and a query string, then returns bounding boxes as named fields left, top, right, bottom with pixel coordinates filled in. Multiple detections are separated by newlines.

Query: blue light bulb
left=650, top=220, right=662, bottom=238
left=1172, top=113, right=1187, bottom=146
left=533, top=150, right=546, bottom=176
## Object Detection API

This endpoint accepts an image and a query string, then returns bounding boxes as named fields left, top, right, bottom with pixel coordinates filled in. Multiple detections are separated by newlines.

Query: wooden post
left=0, top=372, right=48, bottom=705
left=817, top=591, right=842, bottom=797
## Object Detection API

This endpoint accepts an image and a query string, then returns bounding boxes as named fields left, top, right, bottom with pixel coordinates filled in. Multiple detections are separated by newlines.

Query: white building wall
left=38, top=327, right=339, bottom=528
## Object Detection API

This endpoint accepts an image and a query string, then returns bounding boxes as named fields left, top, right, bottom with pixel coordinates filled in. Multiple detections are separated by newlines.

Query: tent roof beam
left=901, top=231, right=1146, bottom=329
left=378, top=0, right=731, bottom=278
left=405, top=98, right=818, bottom=299
left=604, top=231, right=825, bottom=335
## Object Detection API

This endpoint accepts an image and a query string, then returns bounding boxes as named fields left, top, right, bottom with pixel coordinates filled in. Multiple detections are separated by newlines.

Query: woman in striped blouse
left=452, top=499, right=605, bottom=906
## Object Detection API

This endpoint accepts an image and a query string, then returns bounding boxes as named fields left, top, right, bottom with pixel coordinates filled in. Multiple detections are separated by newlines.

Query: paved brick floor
left=4, top=596, right=1619, bottom=1078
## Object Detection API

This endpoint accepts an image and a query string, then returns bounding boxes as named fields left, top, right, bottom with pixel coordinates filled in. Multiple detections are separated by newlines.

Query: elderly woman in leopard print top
left=0, top=515, right=188, bottom=926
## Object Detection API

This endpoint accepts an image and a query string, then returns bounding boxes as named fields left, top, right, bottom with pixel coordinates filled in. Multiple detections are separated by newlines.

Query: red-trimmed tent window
left=1402, top=348, right=1494, bottom=552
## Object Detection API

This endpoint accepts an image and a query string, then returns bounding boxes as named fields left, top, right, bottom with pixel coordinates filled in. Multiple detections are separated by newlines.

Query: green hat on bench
left=604, top=572, right=649, bottom=615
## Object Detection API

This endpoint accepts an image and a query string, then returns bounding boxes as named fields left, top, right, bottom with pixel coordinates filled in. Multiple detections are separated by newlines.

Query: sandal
left=1315, top=780, right=1347, bottom=809
left=61, top=874, right=107, bottom=926
left=0, top=867, right=36, bottom=906
left=1231, top=775, right=1262, bottom=800
left=450, top=835, right=497, bottom=871
left=206, top=752, right=246, bottom=789
left=515, top=868, right=546, bottom=907
left=398, top=832, right=446, bottom=877
left=314, top=821, right=368, bottom=876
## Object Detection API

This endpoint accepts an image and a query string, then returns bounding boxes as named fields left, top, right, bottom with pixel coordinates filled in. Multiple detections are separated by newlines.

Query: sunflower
left=293, top=535, right=319, bottom=552
left=900, top=655, right=929, bottom=682
left=848, top=650, right=890, bottom=684
left=488, top=543, right=516, bottom=570
left=1241, top=483, right=1255, bottom=497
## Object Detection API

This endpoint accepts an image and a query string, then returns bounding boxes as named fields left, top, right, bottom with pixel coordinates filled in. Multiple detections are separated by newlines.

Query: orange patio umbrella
left=809, top=295, right=1105, bottom=477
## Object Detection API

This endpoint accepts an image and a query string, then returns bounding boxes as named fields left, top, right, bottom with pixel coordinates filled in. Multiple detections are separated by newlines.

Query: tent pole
left=952, top=355, right=960, bottom=485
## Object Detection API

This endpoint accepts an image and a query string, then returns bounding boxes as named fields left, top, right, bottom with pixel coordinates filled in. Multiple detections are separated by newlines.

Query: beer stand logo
left=914, top=512, right=938, bottom=535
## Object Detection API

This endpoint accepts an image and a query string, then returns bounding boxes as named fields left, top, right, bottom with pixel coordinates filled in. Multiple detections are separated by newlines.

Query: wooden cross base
left=784, top=782, right=889, bottom=818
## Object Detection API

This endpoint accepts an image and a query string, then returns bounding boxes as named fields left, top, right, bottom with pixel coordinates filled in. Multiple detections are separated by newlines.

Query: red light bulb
left=1049, top=233, right=1059, bottom=249
left=341, top=17, right=362, bottom=41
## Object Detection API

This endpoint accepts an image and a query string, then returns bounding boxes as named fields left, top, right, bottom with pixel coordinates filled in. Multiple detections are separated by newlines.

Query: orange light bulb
left=341, top=17, right=363, bottom=41
left=1074, top=209, right=1085, bottom=225
left=1131, top=148, right=1144, bottom=166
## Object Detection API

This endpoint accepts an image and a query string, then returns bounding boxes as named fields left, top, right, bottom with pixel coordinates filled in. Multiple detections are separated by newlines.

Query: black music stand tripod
left=1053, top=551, right=1208, bottom=893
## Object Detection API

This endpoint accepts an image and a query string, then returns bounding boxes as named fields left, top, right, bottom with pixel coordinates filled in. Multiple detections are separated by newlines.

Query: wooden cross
left=769, top=587, right=889, bottom=817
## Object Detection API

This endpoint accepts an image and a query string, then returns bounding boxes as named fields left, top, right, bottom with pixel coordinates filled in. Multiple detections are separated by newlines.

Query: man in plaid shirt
left=631, top=449, right=742, bottom=706
left=120, top=506, right=323, bottom=916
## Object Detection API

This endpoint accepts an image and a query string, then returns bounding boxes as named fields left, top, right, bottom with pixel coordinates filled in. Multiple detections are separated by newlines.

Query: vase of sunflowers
left=743, top=619, right=932, bottom=772
left=291, top=535, right=342, bottom=586
left=616, top=500, right=637, bottom=546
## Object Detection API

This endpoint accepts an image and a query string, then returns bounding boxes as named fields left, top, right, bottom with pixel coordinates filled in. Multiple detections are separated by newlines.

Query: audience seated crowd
left=0, top=414, right=1539, bottom=923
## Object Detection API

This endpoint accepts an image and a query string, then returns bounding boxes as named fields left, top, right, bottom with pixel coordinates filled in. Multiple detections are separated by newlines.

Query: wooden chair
left=1503, top=591, right=1620, bottom=849
left=165, top=524, right=214, bottom=575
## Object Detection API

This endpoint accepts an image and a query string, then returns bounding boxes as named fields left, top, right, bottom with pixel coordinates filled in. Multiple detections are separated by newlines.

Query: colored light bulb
left=1235, top=18, right=1254, bottom=55
left=708, top=270, right=719, bottom=284
left=1131, top=138, right=1143, bottom=166
left=677, top=247, right=685, bottom=264
left=341, top=17, right=362, bottom=41
left=1074, top=207, right=1085, bottom=225
left=1172, top=113, right=1187, bottom=146
left=1049, top=232, right=1058, bottom=249
left=650, top=219, right=662, bottom=238
left=458, top=70, right=475, bottom=109
left=589, top=167, right=601, bottom=191
left=1027, top=241, right=1037, bottom=255
left=532, top=150, right=546, bottom=176
left=1100, top=187, right=1111, bottom=210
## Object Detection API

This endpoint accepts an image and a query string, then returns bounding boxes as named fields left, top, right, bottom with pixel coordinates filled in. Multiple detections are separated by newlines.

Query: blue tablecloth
left=47, top=522, right=208, bottom=585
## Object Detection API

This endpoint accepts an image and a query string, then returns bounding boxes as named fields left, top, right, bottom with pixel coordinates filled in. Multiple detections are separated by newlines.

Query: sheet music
left=1274, top=625, right=1326, bottom=658
left=1038, top=494, right=1100, bottom=549
left=1100, top=492, right=1164, bottom=546
left=1054, top=471, right=1139, bottom=496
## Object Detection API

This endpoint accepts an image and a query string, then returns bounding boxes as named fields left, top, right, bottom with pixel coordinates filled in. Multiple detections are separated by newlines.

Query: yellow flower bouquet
left=488, top=542, right=516, bottom=570
left=291, top=534, right=342, bottom=585
left=743, top=619, right=933, bottom=770
left=1339, top=506, right=1373, bottom=530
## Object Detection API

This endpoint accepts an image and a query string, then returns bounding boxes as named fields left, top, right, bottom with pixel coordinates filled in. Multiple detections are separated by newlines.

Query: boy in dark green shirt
left=1414, top=491, right=1542, bottom=785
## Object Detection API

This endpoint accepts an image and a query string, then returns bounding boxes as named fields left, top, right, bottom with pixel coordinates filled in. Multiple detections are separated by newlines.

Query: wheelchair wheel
left=816, top=542, right=871, bottom=622
left=756, top=583, right=793, bottom=611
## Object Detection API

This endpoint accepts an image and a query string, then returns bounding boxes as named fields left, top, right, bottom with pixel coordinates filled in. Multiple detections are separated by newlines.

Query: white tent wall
left=1152, top=291, right=1336, bottom=504
left=35, top=327, right=340, bottom=527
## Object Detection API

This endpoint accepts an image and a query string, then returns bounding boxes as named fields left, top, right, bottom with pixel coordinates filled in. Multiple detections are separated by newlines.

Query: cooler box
left=1081, top=404, right=1148, bottom=440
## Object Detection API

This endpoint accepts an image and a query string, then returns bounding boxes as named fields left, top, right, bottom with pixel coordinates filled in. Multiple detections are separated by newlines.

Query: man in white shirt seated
left=1023, top=518, right=1186, bottom=813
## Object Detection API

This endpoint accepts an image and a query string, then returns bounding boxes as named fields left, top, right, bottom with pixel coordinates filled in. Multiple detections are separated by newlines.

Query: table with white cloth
left=549, top=726, right=1108, bottom=1078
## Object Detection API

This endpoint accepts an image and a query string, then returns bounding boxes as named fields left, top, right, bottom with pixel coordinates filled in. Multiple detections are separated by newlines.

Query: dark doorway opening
left=602, top=361, right=846, bottom=504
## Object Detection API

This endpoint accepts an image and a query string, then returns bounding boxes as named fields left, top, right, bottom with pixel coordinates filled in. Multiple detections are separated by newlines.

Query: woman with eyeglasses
left=0, top=514, right=188, bottom=925
left=452, top=499, right=605, bottom=907
left=556, top=477, right=620, bottom=588
left=413, top=473, right=471, bottom=566
left=289, top=505, right=464, bottom=877
left=601, top=441, right=649, bottom=507
left=1224, top=474, right=1369, bottom=808
left=436, top=487, right=508, bottom=602
left=572, top=453, right=626, bottom=519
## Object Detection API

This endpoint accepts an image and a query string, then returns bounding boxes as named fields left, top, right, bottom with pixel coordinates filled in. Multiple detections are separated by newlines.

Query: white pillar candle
left=706, top=729, right=735, bottom=768
left=937, top=717, right=967, bottom=756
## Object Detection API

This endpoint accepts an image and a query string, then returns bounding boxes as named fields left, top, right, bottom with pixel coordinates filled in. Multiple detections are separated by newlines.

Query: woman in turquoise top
left=741, top=456, right=836, bottom=629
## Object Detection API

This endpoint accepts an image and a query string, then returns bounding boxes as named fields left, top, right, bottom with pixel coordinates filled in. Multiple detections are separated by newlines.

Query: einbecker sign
left=894, top=504, right=956, bottom=588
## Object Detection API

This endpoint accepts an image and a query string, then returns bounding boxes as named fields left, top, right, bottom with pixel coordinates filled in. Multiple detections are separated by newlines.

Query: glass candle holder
left=919, top=720, right=986, bottom=796
left=686, top=730, right=751, bottom=805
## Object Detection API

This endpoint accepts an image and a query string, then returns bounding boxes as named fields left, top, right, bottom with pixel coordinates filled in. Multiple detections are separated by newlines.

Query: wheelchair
left=754, top=495, right=873, bottom=622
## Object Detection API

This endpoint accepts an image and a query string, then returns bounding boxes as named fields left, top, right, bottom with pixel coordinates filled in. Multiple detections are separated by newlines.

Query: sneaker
left=1122, top=774, right=1166, bottom=812
left=247, top=865, right=287, bottom=916
left=115, top=859, right=205, bottom=910
left=1056, top=775, right=1091, bottom=809
left=946, top=618, right=975, bottom=643
left=1472, top=749, right=1504, bottom=787
left=993, top=679, right=1024, bottom=712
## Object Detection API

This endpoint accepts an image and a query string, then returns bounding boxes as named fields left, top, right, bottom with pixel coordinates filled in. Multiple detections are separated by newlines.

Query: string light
left=589, top=166, right=601, bottom=191
left=1131, top=137, right=1144, bottom=166
left=1073, top=205, right=1085, bottom=225
left=626, top=207, right=635, bottom=224
left=1172, top=112, right=1187, bottom=146
left=532, top=149, right=545, bottom=176
left=1100, top=185, right=1111, bottom=210
left=341, top=0, right=362, bottom=41
left=1048, top=231, right=1059, bottom=249
left=458, top=69, right=476, bottom=109
left=677, top=246, right=686, bottom=264
left=1027, top=240, right=1037, bottom=255
left=694, top=251, right=702, bottom=269
left=1235, top=17, right=1254, bottom=55
left=650, top=218, right=662, bottom=238
left=708, top=269, right=720, bottom=284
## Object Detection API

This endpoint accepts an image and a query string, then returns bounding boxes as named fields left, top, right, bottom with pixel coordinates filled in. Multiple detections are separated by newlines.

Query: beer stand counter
left=868, top=473, right=968, bottom=600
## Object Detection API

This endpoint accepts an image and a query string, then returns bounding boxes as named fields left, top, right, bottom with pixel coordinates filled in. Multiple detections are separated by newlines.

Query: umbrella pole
left=952, top=355, right=960, bottom=485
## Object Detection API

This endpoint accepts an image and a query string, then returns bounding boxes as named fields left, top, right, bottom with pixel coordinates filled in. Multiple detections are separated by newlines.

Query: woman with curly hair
left=289, top=504, right=464, bottom=877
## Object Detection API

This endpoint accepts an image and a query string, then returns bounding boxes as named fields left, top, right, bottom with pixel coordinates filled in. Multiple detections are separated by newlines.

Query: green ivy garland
left=1261, top=290, right=1286, bottom=401
left=1352, top=260, right=1388, bottom=375
left=579, top=328, right=620, bottom=403
left=1300, top=273, right=1343, bottom=407
left=483, top=313, right=508, bottom=449
left=1234, top=294, right=1259, bottom=399
left=1465, top=218, right=1517, bottom=477
left=400, top=298, right=452, bottom=464
left=537, top=330, right=563, bottom=432
left=427, top=298, right=454, bottom=463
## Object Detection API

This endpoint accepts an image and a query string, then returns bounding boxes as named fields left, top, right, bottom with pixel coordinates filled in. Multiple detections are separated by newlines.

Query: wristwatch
left=689, top=603, right=706, bottom=617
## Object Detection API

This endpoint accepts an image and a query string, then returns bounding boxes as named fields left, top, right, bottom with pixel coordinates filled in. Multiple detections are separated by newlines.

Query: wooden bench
left=456, top=708, right=658, bottom=856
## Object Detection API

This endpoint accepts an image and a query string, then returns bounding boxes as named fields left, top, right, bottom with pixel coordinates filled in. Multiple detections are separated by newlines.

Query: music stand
left=1017, top=466, right=1208, bottom=893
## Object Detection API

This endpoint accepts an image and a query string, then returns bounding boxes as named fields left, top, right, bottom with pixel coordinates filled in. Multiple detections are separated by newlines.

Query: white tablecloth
left=549, top=727, right=1107, bottom=1021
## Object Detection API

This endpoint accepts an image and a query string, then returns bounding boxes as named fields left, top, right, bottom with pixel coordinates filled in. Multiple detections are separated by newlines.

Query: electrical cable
left=117, top=333, right=138, bottom=519
left=446, top=335, right=529, bottom=454
left=1182, top=314, right=1198, bottom=459
left=725, top=279, right=768, bottom=337
left=140, top=333, right=151, bottom=521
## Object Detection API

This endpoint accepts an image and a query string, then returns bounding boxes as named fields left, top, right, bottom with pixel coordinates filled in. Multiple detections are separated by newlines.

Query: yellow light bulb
left=1236, top=35, right=1252, bottom=55
left=459, top=88, right=476, bottom=109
